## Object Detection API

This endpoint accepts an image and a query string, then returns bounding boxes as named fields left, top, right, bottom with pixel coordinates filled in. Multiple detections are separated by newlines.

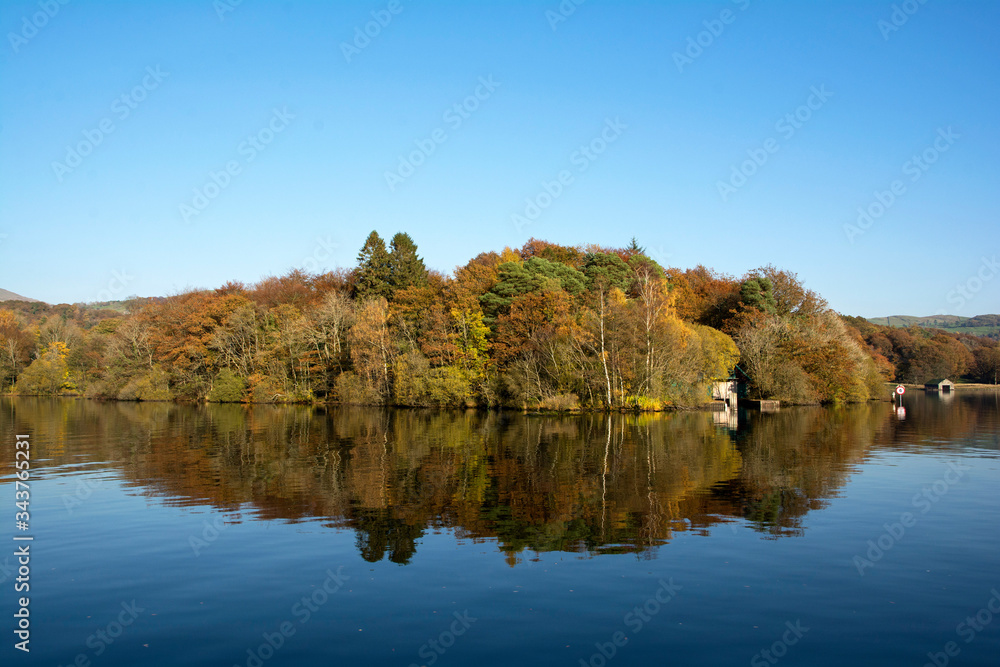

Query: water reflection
left=2, top=394, right=996, bottom=565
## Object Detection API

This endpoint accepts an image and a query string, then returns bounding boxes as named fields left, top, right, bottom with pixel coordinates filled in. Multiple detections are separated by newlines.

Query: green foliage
left=354, top=231, right=393, bottom=300
left=388, top=232, right=428, bottom=292
left=16, top=343, right=74, bottom=395
left=480, top=257, right=586, bottom=320
left=207, top=368, right=247, bottom=403
left=393, top=351, right=473, bottom=407
left=117, top=367, right=172, bottom=401
left=5, top=233, right=989, bottom=409
left=739, top=277, right=777, bottom=315
left=583, top=252, right=632, bottom=292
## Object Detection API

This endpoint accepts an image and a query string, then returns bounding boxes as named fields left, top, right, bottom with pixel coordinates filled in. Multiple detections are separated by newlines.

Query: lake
left=1, top=392, right=998, bottom=666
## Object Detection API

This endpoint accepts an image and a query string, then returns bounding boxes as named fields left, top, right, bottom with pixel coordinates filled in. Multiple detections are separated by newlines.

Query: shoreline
left=1, top=393, right=890, bottom=411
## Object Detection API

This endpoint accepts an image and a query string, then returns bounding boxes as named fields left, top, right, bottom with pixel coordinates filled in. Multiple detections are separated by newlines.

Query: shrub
left=538, top=393, right=581, bottom=411
left=393, top=352, right=472, bottom=407
left=334, top=371, right=382, bottom=405
left=247, top=372, right=286, bottom=403
left=622, top=395, right=664, bottom=412
left=117, top=367, right=172, bottom=401
left=207, top=369, right=247, bottom=403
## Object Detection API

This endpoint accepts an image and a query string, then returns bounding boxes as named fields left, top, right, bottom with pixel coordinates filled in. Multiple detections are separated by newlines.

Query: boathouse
left=924, top=378, right=955, bottom=393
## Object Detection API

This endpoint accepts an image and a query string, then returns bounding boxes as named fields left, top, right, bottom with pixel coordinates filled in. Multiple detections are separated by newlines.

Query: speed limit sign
left=896, top=385, right=905, bottom=395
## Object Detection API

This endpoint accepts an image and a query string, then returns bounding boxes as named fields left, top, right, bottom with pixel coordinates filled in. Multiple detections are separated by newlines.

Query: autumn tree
left=627, top=254, right=671, bottom=396
left=0, top=309, right=31, bottom=391
left=17, top=342, right=74, bottom=395
left=303, top=290, right=354, bottom=390
left=343, top=297, right=395, bottom=402
left=972, top=343, right=1000, bottom=384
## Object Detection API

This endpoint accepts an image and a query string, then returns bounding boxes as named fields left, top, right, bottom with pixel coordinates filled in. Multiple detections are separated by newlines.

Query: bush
left=334, top=371, right=382, bottom=405
left=207, top=369, right=247, bottom=403
left=423, top=366, right=472, bottom=407
left=84, top=381, right=111, bottom=399
left=393, top=352, right=472, bottom=407
left=117, top=367, right=172, bottom=401
left=538, top=393, right=581, bottom=411
left=247, top=372, right=287, bottom=403
left=622, top=395, right=664, bottom=412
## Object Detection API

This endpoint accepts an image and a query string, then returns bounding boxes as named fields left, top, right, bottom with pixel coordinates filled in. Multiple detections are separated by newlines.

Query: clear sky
left=1, top=0, right=997, bottom=318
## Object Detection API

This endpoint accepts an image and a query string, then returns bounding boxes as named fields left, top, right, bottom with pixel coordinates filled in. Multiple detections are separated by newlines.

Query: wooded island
left=2, top=235, right=997, bottom=408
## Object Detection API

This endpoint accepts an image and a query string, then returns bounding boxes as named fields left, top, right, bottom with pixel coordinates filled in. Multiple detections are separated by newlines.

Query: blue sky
left=1, top=0, right=997, bottom=317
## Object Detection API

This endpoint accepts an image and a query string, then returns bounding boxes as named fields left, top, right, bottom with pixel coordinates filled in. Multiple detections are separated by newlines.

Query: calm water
left=1, top=393, right=998, bottom=666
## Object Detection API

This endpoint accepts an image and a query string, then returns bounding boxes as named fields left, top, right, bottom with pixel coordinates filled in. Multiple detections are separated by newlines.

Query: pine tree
left=626, top=237, right=645, bottom=256
left=354, top=231, right=393, bottom=300
left=388, top=232, right=428, bottom=292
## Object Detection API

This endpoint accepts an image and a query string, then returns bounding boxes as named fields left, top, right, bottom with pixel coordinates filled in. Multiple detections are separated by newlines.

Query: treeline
left=843, top=316, right=999, bottom=385
left=1, top=234, right=996, bottom=407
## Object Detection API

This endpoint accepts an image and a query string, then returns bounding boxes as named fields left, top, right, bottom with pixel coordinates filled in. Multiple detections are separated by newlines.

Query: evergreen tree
left=583, top=252, right=633, bottom=292
left=354, top=231, right=393, bottom=300
left=625, top=237, right=645, bottom=257
left=480, top=257, right=587, bottom=322
left=739, top=277, right=777, bottom=315
left=388, top=232, right=428, bottom=291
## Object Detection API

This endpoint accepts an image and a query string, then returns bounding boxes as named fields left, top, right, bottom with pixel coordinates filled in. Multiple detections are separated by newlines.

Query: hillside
left=868, top=314, right=1000, bottom=340
left=0, top=288, right=41, bottom=303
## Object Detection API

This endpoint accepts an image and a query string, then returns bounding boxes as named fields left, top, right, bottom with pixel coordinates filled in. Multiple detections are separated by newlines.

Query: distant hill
left=0, top=288, right=41, bottom=303
left=867, top=314, right=1000, bottom=339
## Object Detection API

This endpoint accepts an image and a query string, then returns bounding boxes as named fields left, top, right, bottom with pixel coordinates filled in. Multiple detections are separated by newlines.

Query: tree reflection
left=2, top=394, right=995, bottom=565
